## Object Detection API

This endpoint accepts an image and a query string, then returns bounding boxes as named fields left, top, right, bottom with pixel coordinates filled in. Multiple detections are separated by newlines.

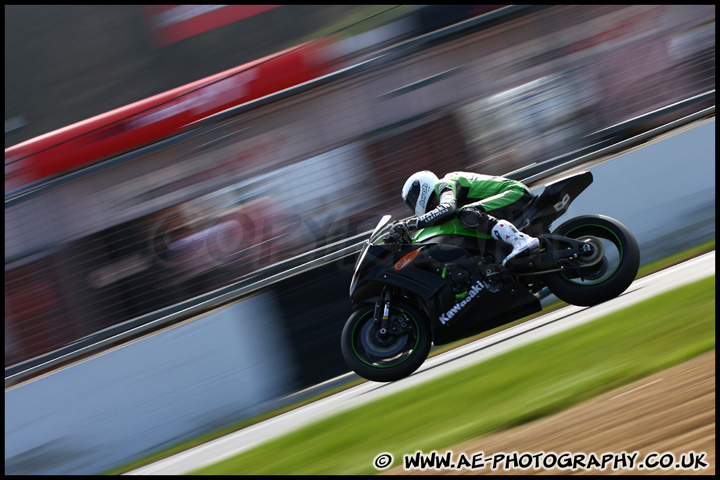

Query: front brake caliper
left=388, top=313, right=411, bottom=334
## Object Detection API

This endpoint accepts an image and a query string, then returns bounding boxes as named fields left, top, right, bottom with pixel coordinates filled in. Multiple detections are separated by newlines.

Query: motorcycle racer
left=397, top=170, right=540, bottom=266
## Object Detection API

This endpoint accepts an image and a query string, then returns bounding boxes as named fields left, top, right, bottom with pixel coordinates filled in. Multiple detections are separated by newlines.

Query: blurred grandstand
left=4, top=5, right=716, bottom=387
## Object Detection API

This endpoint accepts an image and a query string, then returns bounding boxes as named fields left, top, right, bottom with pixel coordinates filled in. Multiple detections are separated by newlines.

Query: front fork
left=373, top=288, right=392, bottom=334
left=373, top=288, right=411, bottom=336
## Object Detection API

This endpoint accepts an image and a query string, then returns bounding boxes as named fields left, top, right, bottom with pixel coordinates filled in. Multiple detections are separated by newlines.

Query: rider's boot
left=492, top=220, right=540, bottom=267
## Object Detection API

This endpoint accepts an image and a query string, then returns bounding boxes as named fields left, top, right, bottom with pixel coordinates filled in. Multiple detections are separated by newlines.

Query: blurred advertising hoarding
left=142, top=5, right=281, bottom=47
left=3, top=39, right=331, bottom=193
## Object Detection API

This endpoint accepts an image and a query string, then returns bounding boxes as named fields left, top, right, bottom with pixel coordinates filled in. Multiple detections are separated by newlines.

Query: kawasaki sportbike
left=341, top=171, right=639, bottom=382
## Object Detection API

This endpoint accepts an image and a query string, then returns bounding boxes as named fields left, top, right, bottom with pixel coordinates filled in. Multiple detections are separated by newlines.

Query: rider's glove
left=402, top=217, right=419, bottom=231
left=386, top=217, right=419, bottom=242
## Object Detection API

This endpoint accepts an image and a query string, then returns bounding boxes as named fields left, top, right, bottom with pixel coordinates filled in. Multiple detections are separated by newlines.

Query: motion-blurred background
left=4, top=5, right=715, bottom=475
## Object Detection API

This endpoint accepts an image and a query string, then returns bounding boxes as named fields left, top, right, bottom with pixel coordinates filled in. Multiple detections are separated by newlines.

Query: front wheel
left=341, top=300, right=431, bottom=382
left=544, top=215, right=640, bottom=306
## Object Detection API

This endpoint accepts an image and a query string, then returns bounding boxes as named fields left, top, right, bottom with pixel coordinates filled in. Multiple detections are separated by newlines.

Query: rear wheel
left=341, top=300, right=431, bottom=382
left=544, top=215, right=639, bottom=306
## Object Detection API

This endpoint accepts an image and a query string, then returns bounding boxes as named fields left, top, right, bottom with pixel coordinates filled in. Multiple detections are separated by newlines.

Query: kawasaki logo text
left=439, top=280, right=484, bottom=325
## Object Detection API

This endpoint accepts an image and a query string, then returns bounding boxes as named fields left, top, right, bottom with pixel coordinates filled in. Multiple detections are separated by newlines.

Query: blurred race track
left=125, top=251, right=715, bottom=475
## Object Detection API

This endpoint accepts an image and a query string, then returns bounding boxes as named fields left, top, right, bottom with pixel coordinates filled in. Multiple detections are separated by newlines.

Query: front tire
left=544, top=215, right=640, bottom=306
left=341, top=300, right=431, bottom=382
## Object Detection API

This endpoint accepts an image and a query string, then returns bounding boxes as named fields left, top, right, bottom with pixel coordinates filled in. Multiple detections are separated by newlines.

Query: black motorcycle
left=341, top=171, right=640, bottom=382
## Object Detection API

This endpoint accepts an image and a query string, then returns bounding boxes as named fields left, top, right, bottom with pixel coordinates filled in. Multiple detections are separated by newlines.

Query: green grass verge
left=636, top=238, right=715, bottom=278
left=191, top=274, right=715, bottom=475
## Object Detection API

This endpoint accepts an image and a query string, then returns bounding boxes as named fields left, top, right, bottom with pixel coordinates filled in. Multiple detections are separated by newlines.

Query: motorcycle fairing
left=349, top=241, right=540, bottom=344
left=350, top=244, right=449, bottom=318
left=515, top=171, right=593, bottom=234
left=351, top=243, right=480, bottom=321
left=432, top=282, right=541, bottom=345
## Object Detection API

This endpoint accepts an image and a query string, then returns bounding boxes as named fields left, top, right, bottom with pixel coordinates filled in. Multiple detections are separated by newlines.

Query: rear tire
left=544, top=215, right=640, bottom=306
left=341, top=300, right=431, bottom=382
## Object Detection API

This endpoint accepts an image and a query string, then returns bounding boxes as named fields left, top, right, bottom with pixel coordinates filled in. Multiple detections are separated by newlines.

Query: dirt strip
left=384, top=350, right=715, bottom=475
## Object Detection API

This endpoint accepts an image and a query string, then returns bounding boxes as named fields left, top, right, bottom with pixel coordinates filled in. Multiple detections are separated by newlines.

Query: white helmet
left=401, top=170, right=439, bottom=216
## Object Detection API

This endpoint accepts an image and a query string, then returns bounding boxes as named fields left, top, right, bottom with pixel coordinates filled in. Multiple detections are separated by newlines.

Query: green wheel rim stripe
left=352, top=309, right=420, bottom=368
left=562, top=224, right=623, bottom=285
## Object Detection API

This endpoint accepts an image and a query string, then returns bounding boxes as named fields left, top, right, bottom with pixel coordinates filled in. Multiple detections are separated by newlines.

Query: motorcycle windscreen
left=370, top=215, right=393, bottom=243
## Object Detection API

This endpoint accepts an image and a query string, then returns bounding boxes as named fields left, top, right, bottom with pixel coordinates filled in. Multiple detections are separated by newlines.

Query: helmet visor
left=404, top=180, right=421, bottom=213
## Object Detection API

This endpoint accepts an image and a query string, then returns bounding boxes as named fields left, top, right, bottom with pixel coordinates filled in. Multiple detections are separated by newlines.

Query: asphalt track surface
left=126, top=251, right=715, bottom=475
